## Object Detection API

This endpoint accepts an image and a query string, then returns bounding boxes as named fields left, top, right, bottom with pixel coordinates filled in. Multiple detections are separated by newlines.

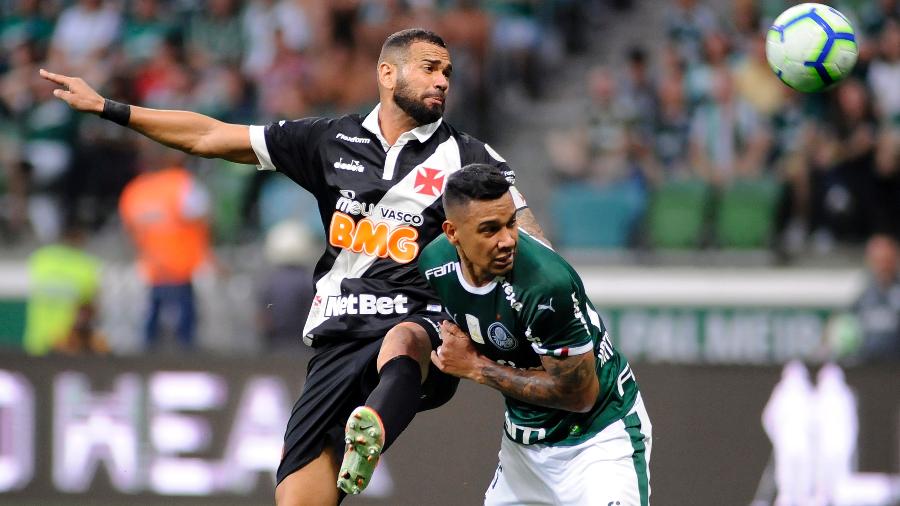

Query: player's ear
left=378, top=61, right=395, bottom=91
left=443, top=220, right=459, bottom=245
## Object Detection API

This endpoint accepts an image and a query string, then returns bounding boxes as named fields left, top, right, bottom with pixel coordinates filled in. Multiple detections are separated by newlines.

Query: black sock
left=365, top=355, right=422, bottom=451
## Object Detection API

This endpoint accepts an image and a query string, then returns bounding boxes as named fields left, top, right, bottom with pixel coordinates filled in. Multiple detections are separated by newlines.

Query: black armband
left=100, top=99, right=131, bottom=126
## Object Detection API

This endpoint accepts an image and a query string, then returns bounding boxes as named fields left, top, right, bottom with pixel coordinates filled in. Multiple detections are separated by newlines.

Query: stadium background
left=0, top=0, right=898, bottom=505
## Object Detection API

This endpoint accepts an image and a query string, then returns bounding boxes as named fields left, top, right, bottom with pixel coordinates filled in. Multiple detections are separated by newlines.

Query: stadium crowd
left=0, top=0, right=589, bottom=244
left=0, top=0, right=897, bottom=358
left=546, top=0, right=899, bottom=255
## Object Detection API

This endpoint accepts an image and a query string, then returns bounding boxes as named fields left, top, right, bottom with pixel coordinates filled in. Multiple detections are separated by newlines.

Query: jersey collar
left=455, top=261, right=498, bottom=295
left=362, top=104, right=443, bottom=150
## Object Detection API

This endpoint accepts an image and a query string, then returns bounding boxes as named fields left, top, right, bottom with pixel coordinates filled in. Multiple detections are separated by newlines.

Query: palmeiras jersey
left=249, top=105, right=522, bottom=343
left=418, top=232, right=640, bottom=446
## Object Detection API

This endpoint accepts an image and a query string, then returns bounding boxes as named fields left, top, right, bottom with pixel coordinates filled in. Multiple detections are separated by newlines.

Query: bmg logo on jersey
left=329, top=212, right=419, bottom=263
left=319, top=293, right=409, bottom=316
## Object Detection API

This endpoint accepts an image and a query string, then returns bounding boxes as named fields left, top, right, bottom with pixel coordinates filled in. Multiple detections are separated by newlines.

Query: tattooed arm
left=516, top=207, right=552, bottom=247
left=432, top=322, right=598, bottom=412
left=478, top=352, right=598, bottom=412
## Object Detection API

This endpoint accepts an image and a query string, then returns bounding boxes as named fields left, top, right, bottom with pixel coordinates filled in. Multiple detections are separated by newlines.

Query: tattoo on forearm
left=479, top=354, right=594, bottom=411
left=516, top=208, right=552, bottom=247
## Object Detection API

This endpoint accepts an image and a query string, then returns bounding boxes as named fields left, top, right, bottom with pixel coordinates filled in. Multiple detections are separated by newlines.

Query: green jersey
left=419, top=232, right=639, bottom=446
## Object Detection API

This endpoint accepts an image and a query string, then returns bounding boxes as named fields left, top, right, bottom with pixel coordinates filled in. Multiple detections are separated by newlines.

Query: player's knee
left=378, top=323, right=431, bottom=372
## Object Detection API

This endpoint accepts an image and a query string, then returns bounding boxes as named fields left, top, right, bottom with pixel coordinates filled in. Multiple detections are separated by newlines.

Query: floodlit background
left=0, top=0, right=898, bottom=504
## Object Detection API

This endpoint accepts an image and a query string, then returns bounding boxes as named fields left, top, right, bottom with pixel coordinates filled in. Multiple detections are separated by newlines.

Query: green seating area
left=551, top=182, right=646, bottom=248
left=551, top=177, right=782, bottom=251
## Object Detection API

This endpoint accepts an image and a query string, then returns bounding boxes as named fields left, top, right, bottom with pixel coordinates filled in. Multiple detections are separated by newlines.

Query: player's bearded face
left=394, top=72, right=445, bottom=125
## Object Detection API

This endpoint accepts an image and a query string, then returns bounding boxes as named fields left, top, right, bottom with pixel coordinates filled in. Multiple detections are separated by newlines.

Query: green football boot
left=337, top=406, right=385, bottom=495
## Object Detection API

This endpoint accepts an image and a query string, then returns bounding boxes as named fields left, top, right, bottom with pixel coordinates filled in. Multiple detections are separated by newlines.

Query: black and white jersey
left=249, top=105, right=525, bottom=343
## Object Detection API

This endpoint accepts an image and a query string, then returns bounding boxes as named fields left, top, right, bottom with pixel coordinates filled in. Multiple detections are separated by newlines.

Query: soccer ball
left=766, top=3, right=858, bottom=92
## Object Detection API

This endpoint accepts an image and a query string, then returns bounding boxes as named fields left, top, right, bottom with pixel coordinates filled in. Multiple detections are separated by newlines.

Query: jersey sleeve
left=417, top=235, right=456, bottom=287
left=248, top=117, right=332, bottom=192
left=459, top=136, right=527, bottom=210
left=526, top=278, right=595, bottom=358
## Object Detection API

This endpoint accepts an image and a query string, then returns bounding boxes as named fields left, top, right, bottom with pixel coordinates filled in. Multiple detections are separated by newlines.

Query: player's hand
left=432, top=321, right=482, bottom=381
left=39, top=69, right=105, bottom=114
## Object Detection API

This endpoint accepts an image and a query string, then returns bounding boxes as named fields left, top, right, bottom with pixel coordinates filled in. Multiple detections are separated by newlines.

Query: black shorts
left=276, top=313, right=458, bottom=484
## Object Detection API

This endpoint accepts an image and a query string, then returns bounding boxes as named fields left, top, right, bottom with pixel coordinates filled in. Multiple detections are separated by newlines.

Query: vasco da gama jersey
left=419, top=232, right=640, bottom=446
left=249, top=105, right=525, bottom=343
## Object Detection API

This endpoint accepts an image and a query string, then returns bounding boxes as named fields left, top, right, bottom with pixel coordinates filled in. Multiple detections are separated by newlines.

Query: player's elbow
left=566, top=383, right=599, bottom=413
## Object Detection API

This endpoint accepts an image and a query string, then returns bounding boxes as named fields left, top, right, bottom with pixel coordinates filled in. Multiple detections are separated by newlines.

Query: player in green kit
left=419, top=164, right=652, bottom=505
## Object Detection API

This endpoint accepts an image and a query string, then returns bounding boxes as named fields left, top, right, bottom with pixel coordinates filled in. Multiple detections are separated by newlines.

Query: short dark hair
left=379, top=28, right=447, bottom=64
left=443, top=163, right=512, bottom=211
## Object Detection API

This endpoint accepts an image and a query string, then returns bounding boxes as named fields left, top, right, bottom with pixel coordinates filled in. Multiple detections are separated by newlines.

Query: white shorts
left=484, top=395, right=652, bottom=506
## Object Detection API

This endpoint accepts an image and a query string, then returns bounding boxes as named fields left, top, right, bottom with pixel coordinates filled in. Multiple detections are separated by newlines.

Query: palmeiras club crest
left=487, top=322, right=518, bottom=350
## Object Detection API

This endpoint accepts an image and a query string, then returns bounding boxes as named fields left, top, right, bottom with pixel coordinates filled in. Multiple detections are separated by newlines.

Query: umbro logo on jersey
left=335, top=132, right=371, bottom=144
left=413, top=167, right=445, bottom=197
left=537, top=298, right=555, bottom=312
left=333, top=157, right=365, bottom=172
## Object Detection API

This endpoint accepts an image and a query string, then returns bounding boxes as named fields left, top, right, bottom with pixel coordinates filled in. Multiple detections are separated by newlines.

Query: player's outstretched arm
left=39, top=69, right=258, bottom=165
left=432, top=321, right=598, bottom=412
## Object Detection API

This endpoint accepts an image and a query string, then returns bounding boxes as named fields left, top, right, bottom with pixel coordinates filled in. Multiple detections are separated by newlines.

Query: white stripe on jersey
left=531, top=340, right=594, bottom=357
left=249, top=124, right=276, bottom=171
left=519, top=228, right=553, bottom=251
left=302, top=135, right=463, bottom=338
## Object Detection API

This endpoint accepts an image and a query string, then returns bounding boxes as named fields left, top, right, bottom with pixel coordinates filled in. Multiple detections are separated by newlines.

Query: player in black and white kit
left=41, top=29, right=547, bottom=505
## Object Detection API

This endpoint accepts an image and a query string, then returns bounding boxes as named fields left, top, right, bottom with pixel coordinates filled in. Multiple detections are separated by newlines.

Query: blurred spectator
left=729, top=0, right=761, bottom=55
left=619, top=47, right=657, bottom=143
left=439, top=0, right=491, bottom=134
left=193, top=65, right=255, bottom=122
left=53, top=304, right=110, bottom=355
left=257, top=220, right=319, bottom=353
left=133, top=36, right=192, bottom=108
left=807, top=79, right=881, bottom=245
left=186, top=0, right=244, bottom=69
left=733, top=35, right=784, bottom=119
left=23, top=218, right=101, bottom=356
left=546, top=66, right=637, bottom=186
left=867, top=20, right=900, bottom=125
left=688, top=68, right=770, bottom=186
left=852, top=234, right=900, bottom=361
left=119, top=150, right=213, bottom=351
left=485, top=0, right=547, bottom=99
left=647, top=76, right=692, bottom=180
left=256, top=28, right=313, bottom=120
left=241, top=0, right=312, bottom=79
left=858, top=0, right=900, bottom=38
left=20, top=68, right=80, bottom=242
left=0, top=0, right=55, bottom=60
left=771, top=87, right=815, bottom=254
left=121, top=0, right=175, bottom=66
left=684, top=31, right=733, bottom=107
left=48, top=0, right=121, bottom=78
left=665, top=0, right=720, bottom=66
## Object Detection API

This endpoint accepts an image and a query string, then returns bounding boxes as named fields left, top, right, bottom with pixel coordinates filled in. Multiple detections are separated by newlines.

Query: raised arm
left=39, top=69, right=258, bottom=165
left=432, top=321, right=598, bottom=412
